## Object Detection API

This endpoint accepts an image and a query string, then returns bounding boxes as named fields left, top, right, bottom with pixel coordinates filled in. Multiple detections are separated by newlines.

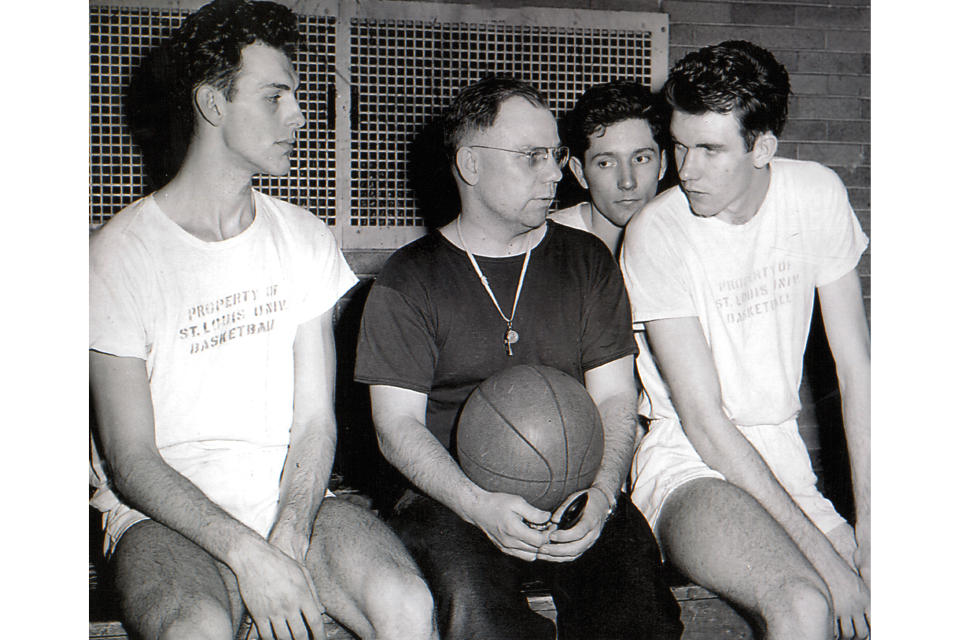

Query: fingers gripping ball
left=455, top=365, right=604, bottom=511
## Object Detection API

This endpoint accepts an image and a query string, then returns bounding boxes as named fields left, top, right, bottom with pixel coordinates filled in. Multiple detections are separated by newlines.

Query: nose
left=288, top=99, right=306, bottom=130
left=617, top=164, right=636, bottom=191
left=544, top=156, right=564, bottom=183
left=286, top=96, right=307, bottom=129
left=676, top=147, right=697, bottom=182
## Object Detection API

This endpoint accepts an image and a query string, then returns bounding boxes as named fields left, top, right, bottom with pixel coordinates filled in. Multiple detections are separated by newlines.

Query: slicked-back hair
left=663, top=40, right=791, bottom=150
left=440, top=76, right=551, bottom=165
left=125, top=0, right=300, bottom=188
left=565, top=80, right=668, bottom=161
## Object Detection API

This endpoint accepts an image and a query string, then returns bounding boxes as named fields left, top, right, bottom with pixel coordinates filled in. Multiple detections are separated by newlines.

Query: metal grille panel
left=349, top=18, right=657, bottom=229
left=89, top=6, right=186, bottom=227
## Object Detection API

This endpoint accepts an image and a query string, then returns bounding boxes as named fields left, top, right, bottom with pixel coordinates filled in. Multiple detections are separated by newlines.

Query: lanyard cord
left=456, top=216, right=532, bottom=329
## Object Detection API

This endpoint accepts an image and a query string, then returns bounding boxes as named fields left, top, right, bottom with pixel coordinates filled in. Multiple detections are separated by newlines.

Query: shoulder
left=545, top=219, right=609, bottom=256
left=548, top=203, right=590, bottom=233
left=624, top=187, right=689, bottom=245
left=771, top=157, right=845, bottom=192
left=89, top=196, right=155, bottom=267
left=542, top=222, right=621, bottom=281
left=375, top=232, right=449, bottom=288
left=255, top=191, right=334, bottom=238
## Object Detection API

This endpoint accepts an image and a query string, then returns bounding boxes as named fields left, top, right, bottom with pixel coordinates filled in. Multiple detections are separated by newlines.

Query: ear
left=657, top=149, right=668, bottom=182
left=751, top=132, right=778, bottom=168
left=569, top=156, right=589, bottom=190
left=195, top=84, right=224, bottom=127
left=454, top=147, right=480, bottom=186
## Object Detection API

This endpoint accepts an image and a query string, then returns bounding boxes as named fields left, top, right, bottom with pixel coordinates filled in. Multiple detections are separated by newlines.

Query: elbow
left=103, top=448, right=165, bottom=505
left=835, top=353, right=870, bottom=398
left=676, top=412, right=735, bottom=464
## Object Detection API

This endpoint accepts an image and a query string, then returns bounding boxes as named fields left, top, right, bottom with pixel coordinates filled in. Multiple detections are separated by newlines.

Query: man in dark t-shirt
left=355, top=76, right=682, bottom=640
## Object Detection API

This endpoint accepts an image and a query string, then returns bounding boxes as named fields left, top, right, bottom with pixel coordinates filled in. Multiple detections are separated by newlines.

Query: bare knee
left=364, top=572, right=437, bottom=640
left=761, top=578, right=833, bottom=640
left=155, top=598, right=233, bottom=640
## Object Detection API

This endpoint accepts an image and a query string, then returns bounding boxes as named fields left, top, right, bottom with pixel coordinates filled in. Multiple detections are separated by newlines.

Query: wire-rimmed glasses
left=467, top=145, right=570, bottom=170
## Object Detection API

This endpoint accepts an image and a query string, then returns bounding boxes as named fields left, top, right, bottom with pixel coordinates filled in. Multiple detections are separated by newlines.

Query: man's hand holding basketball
left=464, top=490, right=552, bottom=562
left=535, top=487, right=610, bottom=562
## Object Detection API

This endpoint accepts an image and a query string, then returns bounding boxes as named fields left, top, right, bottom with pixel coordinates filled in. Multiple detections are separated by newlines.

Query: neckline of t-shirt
left=145, top=190, right=265, bottom=250
left=698, top=159, right=779, bottom=232
left=437, top=220, right=553, bottom=263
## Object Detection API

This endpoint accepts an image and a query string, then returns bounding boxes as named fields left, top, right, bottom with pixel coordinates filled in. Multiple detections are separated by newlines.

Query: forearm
left=270, top=419, right=337, bottom=554
left=109, top=450, right=269, bottom=569
left=377, top=416, right=485, bottom=522
left=839, top=369, right=870, bottom=525
left=591, top=390, right=638, bottom=504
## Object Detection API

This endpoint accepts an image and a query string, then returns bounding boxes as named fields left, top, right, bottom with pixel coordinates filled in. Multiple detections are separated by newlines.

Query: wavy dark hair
left=664, top=40, right=790, bottom=150
left=564, top=80, right=668, bottom=161
left=125, top=0, right=300, bottom=189
left=440, top=75, right=551, bottom=166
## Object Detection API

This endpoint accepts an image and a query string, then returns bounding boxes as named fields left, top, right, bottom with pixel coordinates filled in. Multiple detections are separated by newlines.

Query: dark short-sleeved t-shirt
left=355, top=221, right=636, bottom=449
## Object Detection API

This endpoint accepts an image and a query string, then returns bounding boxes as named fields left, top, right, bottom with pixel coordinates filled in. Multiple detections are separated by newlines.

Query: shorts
left=93, top=487, right=338, bottom=559
left=629, top=416, right=848, bottom=541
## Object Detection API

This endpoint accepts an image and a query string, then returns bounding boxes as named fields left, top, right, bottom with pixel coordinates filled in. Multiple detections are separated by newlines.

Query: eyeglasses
left=467, top=145, right=570, bottom=170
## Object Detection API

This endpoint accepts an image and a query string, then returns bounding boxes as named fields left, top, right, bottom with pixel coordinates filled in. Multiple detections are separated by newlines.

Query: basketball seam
left=534, top=366, right=569, bottom=487
left=475, top=384, right=553, bottom=484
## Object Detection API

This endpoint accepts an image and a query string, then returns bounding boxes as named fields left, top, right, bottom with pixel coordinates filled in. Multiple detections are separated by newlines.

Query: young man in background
left=551, top=80, right=668, bottom=255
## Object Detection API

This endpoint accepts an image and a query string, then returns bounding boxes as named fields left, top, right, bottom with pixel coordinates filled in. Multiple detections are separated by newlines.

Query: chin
left=608, top=208, right=637, bottom=227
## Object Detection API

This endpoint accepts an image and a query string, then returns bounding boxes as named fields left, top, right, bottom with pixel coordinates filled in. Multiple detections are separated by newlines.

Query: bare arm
left=89, top=350, right=271, bottom=566
left=645, top=316, right=868, bottom=626
left=540, top=355, right=637, bottom=560
left=269, top=310, right=339, bottom=562
left=817, top=270, right=871, bottom=587
left=90, top=337, right=328, bottom=638
left=370, top=384, right=552, bottom=561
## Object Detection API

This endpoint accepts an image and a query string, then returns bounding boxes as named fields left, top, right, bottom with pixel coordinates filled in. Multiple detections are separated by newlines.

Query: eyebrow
left=590, top=146, right=658, bottom=156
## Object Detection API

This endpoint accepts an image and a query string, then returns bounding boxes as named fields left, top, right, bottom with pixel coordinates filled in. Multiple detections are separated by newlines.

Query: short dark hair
left=125, top=0, right=300, bottom=188
left=565, top=80, right=667, bottom=161
left=440, top=76, right=551, bottom=164
left=663, top=40, right=790, bottom=150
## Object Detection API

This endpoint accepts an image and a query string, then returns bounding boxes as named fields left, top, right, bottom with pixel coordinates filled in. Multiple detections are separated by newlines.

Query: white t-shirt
left=548, top=202, right=592, bottom=234
left=89, top=190, right=357, bottom=552
left=620, top=158, right=868, bottom=427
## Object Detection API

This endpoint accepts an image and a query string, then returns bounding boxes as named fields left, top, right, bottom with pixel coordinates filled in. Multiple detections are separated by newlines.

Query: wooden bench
left=90, top=580, right=753, bottom=639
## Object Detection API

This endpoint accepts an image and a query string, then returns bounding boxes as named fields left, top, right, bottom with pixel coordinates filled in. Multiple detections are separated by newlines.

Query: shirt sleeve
left=580, top=246, right=638, bottom=371
left=89, top=237, right=149, bottom=359
left=620, top=207, right=699, bottom=324
left=298, top=223, right=358, bottom=324
left=808, top=168, right=869, bottom=287
left=354, top=281, right=438, bottom=393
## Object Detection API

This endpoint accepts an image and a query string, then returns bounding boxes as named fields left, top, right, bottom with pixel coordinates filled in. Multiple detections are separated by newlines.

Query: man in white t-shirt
left=550, top=80, right=667, bottom=255
left=88, top=2, right=437, bottom=638
left=620, top=41, right=871, bottom=639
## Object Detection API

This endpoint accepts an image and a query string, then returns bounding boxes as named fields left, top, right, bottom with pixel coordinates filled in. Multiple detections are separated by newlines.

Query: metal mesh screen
left=89, top=6, right=186, bottom=227
left=349, top=19, right=656, bottom=228
left=89, top=5, right=337, bottom=227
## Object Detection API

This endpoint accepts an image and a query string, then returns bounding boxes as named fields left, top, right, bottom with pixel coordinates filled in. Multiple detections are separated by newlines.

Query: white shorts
left=630, top=416, right=849, bottom=542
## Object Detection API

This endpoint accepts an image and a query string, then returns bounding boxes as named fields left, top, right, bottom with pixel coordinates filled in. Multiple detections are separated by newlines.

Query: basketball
left=455, top=364, right=604, bottom=511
